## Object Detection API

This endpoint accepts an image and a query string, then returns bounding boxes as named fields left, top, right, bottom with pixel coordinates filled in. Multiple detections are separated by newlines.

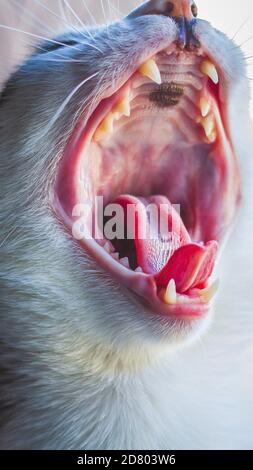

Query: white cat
left=0, top=0, right=253, bottom=450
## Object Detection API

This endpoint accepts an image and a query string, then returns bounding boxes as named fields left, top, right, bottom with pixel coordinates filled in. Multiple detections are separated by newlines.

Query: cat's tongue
left=113, top=195, right=218, bottom=294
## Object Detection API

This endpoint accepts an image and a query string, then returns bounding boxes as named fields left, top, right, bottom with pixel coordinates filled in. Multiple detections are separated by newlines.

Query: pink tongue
left=113, top=195, right=218, bottom=294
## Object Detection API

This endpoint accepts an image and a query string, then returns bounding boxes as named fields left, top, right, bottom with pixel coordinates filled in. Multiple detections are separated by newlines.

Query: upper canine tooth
left=94, top=113, right=114, bottom=141
left=164, top=279, right=177, bottom=305
left=199, top=96, right=211, bottom=117
left=200, top=60, right=219, bottom=84
left=200, top=279, right=219, bottom=303
left=201, top=115, right=215, bottom=140
left=139, top=59, right=162, bottom=85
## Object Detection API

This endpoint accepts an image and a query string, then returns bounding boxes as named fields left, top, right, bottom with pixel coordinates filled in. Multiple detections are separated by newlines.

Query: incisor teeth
left=135, top=266, right=143, bottom=273
left=201, top=114, right=215, bottom=141
left=104, top=242, right=112, bottom=253
left=164, top=279, right=177, bottom=305
left=199, top=96, right=211, bottom=117
left=139, top=58, right=161, bottom=85
left=200, top=60, right=219, bottom=84
left=113, top=95, right=131, bottom=119
left=200, top=279, right=219, bottom=303
left=120, top=257, right=130, bottom=268
left=94, top=112, right=114, bottom=141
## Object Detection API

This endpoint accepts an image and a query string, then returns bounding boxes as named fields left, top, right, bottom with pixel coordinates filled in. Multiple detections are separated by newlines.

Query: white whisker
left=9, top=0, right=56, bottom=36
left=32, top=57, right=87, bottom=63
left=232, top=15, right=251, bottom=41
left=58, top=0, right=68, bottom=24
left=62, top=0, right=94, bottom=39
left=34, top=0, right=89, bottom=41
left=37, top=72, right=99, bottom=138
left=106, top=0, right=113, bottom=22
left=85, top=71, right=108, bottom=120
left=107, top=0, right=123, bottom=19
left=34, top=0, right=72, bottom=27
left=100, top=0, right=109, bottom=27
left=239, top=35, right=253, bottom=48
left=33, top=0, right=102, bottom=54
left=81, top=0, right=98, bottom=26
left=0, top=23, right=83, bottom=51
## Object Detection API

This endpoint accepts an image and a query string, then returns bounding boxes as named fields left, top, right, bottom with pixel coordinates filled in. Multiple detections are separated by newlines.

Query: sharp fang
left=111, top=252, right=119, bottom=260
left=200, top=60, right=219, bottom=84
left=208, top=129, right=217, bottom=143
left=113, top=95, right=131, bottom=119
left=139, top=59, right=162, bottom=85
left=199, top=97, right=211, bottom=117
left=120, top=257, right=130, bottom=268
left=135, top=266, right=143, bottom=273
left=94, top=112, right=114, bottom=141
left=201, top=115, right=215, bottom=140
left=104, top=242, right=112, bottom=253
left=164, top=279, right=177, bottom=305
left=200, top=279, right=219, bottom=303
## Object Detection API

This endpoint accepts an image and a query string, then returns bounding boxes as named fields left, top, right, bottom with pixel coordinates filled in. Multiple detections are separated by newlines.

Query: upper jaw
left=54, top=22, right=240, bottom=319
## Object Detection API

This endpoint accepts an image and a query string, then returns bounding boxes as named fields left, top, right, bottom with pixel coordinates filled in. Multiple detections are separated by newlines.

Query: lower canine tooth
left=139, top=59, right=162, bottom=85
left=120, top=257, right=130, bottom=268
left=200, top=279, right=219, bottom=303
left=201, top=115, right=215, bottom=140
left=94, top=113, right=114, bottom=141
left=200, top=60, right=219, bottom=84
left=208, top=130, right=217, bottom=143
left=164, top=279, right=177, bottom=305
left=111, top=252, right=119, bottom=260
left=199, top=97, right=211, bottom=117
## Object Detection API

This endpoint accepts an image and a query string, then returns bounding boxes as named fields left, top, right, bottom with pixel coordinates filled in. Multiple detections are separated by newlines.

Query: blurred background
left=0, top=0, right=253, bottom=113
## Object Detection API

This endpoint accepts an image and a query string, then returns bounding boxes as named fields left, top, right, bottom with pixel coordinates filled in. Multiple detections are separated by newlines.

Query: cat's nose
left=127, top=0, right=199, bottom=50
left=127, top=0, right=198, bottom=21
left=166, top=0, right=197, bottom=20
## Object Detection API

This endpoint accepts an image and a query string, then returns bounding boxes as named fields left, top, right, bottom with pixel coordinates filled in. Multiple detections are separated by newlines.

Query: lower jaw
left=55, top=50, right=240, bottom=319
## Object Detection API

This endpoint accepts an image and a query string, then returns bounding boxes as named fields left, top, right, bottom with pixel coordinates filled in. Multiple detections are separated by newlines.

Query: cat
left=0, top=0, right=253, bottom=450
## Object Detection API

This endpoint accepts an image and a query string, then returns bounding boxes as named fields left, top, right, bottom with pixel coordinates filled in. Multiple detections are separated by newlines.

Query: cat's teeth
left=104, top=242, right=111, bottom=253
left=113, top=93, right=131, bottom=119
left=201, top=114, right=216, bottom=142
left=94, top=112, right=114, bottom=141
left=208, top=130, right=217, bottom=143
left=139, top=59, right=162, bottom=85
left=120, top=257, right=130, bottom=268
left=111, top=252, right=119, bottom=260
left=200, top=279, right=219, bottom=303
left=200, top=60, right=219, bottom=84
left=199, top=96, right=211, bottom=117
left=164, top=279, right=177, bottom=305
left=135, top=266, right=143, bottom=273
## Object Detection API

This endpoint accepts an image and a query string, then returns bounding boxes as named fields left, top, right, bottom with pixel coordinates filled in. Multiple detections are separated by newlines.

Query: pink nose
left=128, top=0, right=198, bottom=20
left=170, top=0, right=197, bottom=19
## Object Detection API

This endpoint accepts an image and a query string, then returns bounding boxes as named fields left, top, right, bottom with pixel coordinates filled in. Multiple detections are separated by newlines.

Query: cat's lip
left=54, top=43, right=239, bottom=319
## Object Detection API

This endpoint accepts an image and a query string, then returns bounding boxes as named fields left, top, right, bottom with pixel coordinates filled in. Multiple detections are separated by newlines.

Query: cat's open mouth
left=55, top=41, right=240, bottom=318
